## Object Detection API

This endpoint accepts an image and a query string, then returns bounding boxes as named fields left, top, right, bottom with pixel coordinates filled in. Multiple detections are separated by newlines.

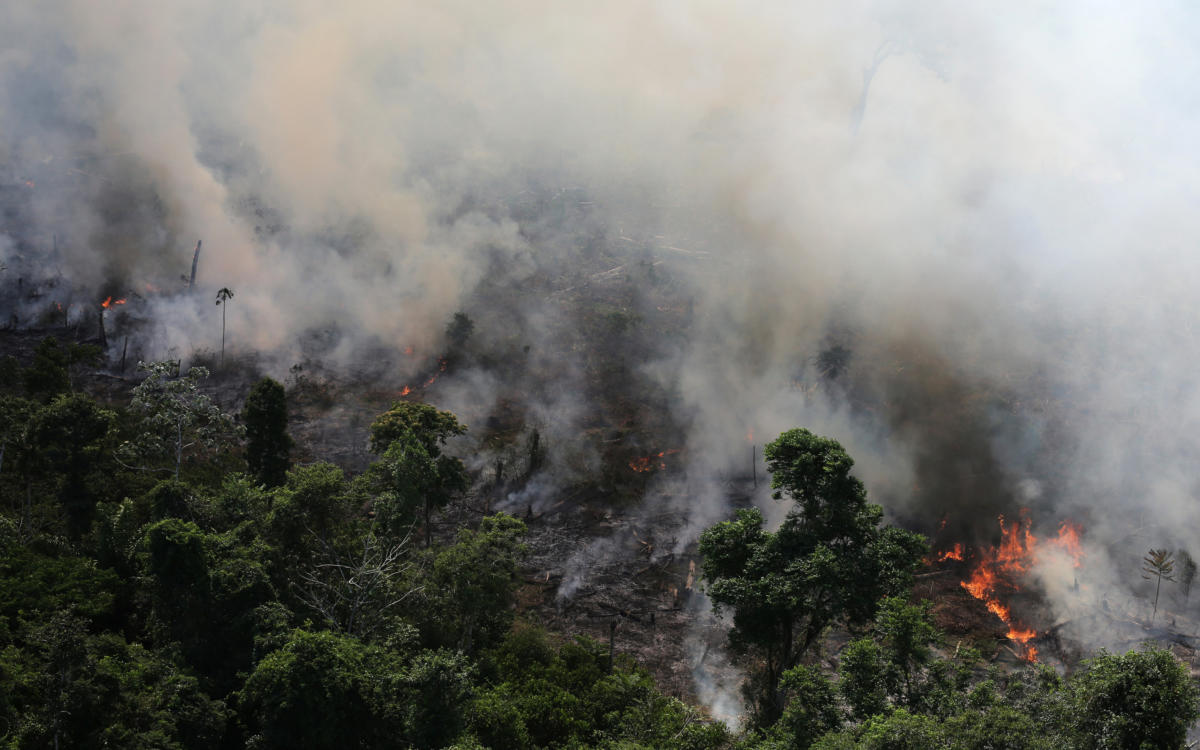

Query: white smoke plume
left=4, top=0, right=1200, bottom=701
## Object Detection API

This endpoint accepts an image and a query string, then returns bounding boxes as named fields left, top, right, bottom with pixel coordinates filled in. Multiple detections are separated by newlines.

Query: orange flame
left=403, top=345, right=414, bottom=355
left=114, top=298, right=126, bottom=305
left=629, top=449, right=679, bottom=473
left=937, top=543, right=964, bottom=562
left=399, top=386, right=412, bottom=397
left=1053, top=521, right=1083, bottom=567
left=101, top=296, right=112, bottom=309
left=422, top=358, right=449, bottom=388
left=956, top=512, right=1083, bottom=663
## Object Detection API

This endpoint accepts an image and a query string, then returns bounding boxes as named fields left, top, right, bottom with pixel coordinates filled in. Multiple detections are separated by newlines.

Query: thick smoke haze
left=4, top=0, right=1200, bottom=660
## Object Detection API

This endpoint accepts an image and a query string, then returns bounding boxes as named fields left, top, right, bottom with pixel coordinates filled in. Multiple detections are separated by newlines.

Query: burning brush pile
left=931, top=513, right=1083, bottom=662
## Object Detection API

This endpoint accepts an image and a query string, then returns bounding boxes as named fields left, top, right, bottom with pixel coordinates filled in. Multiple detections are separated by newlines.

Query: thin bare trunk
left=1153, top=575, right=1163, bottom=623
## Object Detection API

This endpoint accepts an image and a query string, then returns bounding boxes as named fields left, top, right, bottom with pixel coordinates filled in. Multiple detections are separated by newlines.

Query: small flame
left=422, top=357, right=449, bottom=388
left=399, top=385, right=412, bottom=397
left=114, top=298, right=126, bottom=305
left=629, top=449, right=679, bottom=473
left=23, top=180, right=34, bottom=188
left=101, top=296, right=112, bottom=309
left=403, top=345, right=414, bottom=355
left=746, top=427, right=754, bottom=443
left=937, top=543, right=964, bottom=562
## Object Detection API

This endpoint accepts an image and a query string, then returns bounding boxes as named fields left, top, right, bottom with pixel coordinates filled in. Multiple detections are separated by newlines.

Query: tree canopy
left=242, top=376, right=292, bottom=488
left=700, top=428, right=927, bottom=724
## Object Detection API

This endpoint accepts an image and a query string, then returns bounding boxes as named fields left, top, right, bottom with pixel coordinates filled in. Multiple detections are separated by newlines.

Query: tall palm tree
left=215, top=287, right=234, bottom=368
left=1143, top=548, right=1176, bottom=624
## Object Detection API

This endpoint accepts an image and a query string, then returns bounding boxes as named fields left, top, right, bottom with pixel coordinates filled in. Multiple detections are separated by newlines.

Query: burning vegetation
left=931, top=514, right=1084, bottom=662
left=4, top=3, right=1200, bottom=744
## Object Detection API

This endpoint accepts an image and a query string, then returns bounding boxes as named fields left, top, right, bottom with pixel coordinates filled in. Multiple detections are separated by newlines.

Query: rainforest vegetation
left=0, top=337, right=1196, bottom=749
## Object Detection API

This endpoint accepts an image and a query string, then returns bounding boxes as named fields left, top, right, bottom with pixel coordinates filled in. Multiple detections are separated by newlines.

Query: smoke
left=5, top=0, right=1200, bottom=709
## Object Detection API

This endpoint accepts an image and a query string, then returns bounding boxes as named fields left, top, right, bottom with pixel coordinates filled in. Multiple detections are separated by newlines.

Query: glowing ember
left=423, top=358, right=448, bottom=387
left=956, top=513, right=1084, bottom=662
left=629, top=449, right=679, bottom=473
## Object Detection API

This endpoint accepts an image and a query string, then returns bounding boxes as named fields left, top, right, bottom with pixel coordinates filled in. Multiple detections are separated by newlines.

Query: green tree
left=839, top=638, right=889, bottom=722
left=772, top=665, right=842, bottom=749
left=215, top=287, right=234, bottom=368
left=813, top=708, right=945, bottom=750
left=368, top=401, right=468, bottom=546
left=0, top=394, right=34, bottom=476
left=238, top=629, right=405, bottom=749
left=1066, top=647, right=1199, bottom=750
left=23, top=336, right=71, bottom=402
left=368, top=400, right=467, bottom=455
left=943, top=704, right=1053, bottom=750
left=421, top=513, right=527, bottom=653
left=267, top=463, right=356, bottom=561
left=0, top=613, right=226, bottom=749
left=472, top=626, right=727, bottom=750
left=699, top=429, right=926, bottom=725
left=26, top=393, right=116, bottom=536
left=119, top=361, right=241, bottom=480
left=242, top=377, right=292, bottom=487
left=138, top=518, right=276, bottom=692
left=875, top=597, right=939, bottom=707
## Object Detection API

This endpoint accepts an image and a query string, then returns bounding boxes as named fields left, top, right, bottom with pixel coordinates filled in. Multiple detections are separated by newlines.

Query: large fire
left=938, top=514, right=1083, bottom=662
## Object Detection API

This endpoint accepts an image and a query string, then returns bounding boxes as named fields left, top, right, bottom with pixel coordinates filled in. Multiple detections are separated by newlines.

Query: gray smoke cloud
left=4, top=0, right=1200, bottom=697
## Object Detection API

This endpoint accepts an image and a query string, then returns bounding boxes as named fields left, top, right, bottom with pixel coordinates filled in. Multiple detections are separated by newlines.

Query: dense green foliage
left=700, top=429, right=927, bottom=724
left=0, top=344, right=730, bottom=748
left=0, top=341, right=1195, bottom=748
left=701, top=430, right=1200, bottom=749
left=242, top=377, right=292, bottom=488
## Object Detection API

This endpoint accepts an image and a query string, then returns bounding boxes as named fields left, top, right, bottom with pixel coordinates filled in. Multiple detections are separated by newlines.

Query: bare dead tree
left=188, top=240, right=202, bottom=290
left=294, top=528, right=422, bottom=640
